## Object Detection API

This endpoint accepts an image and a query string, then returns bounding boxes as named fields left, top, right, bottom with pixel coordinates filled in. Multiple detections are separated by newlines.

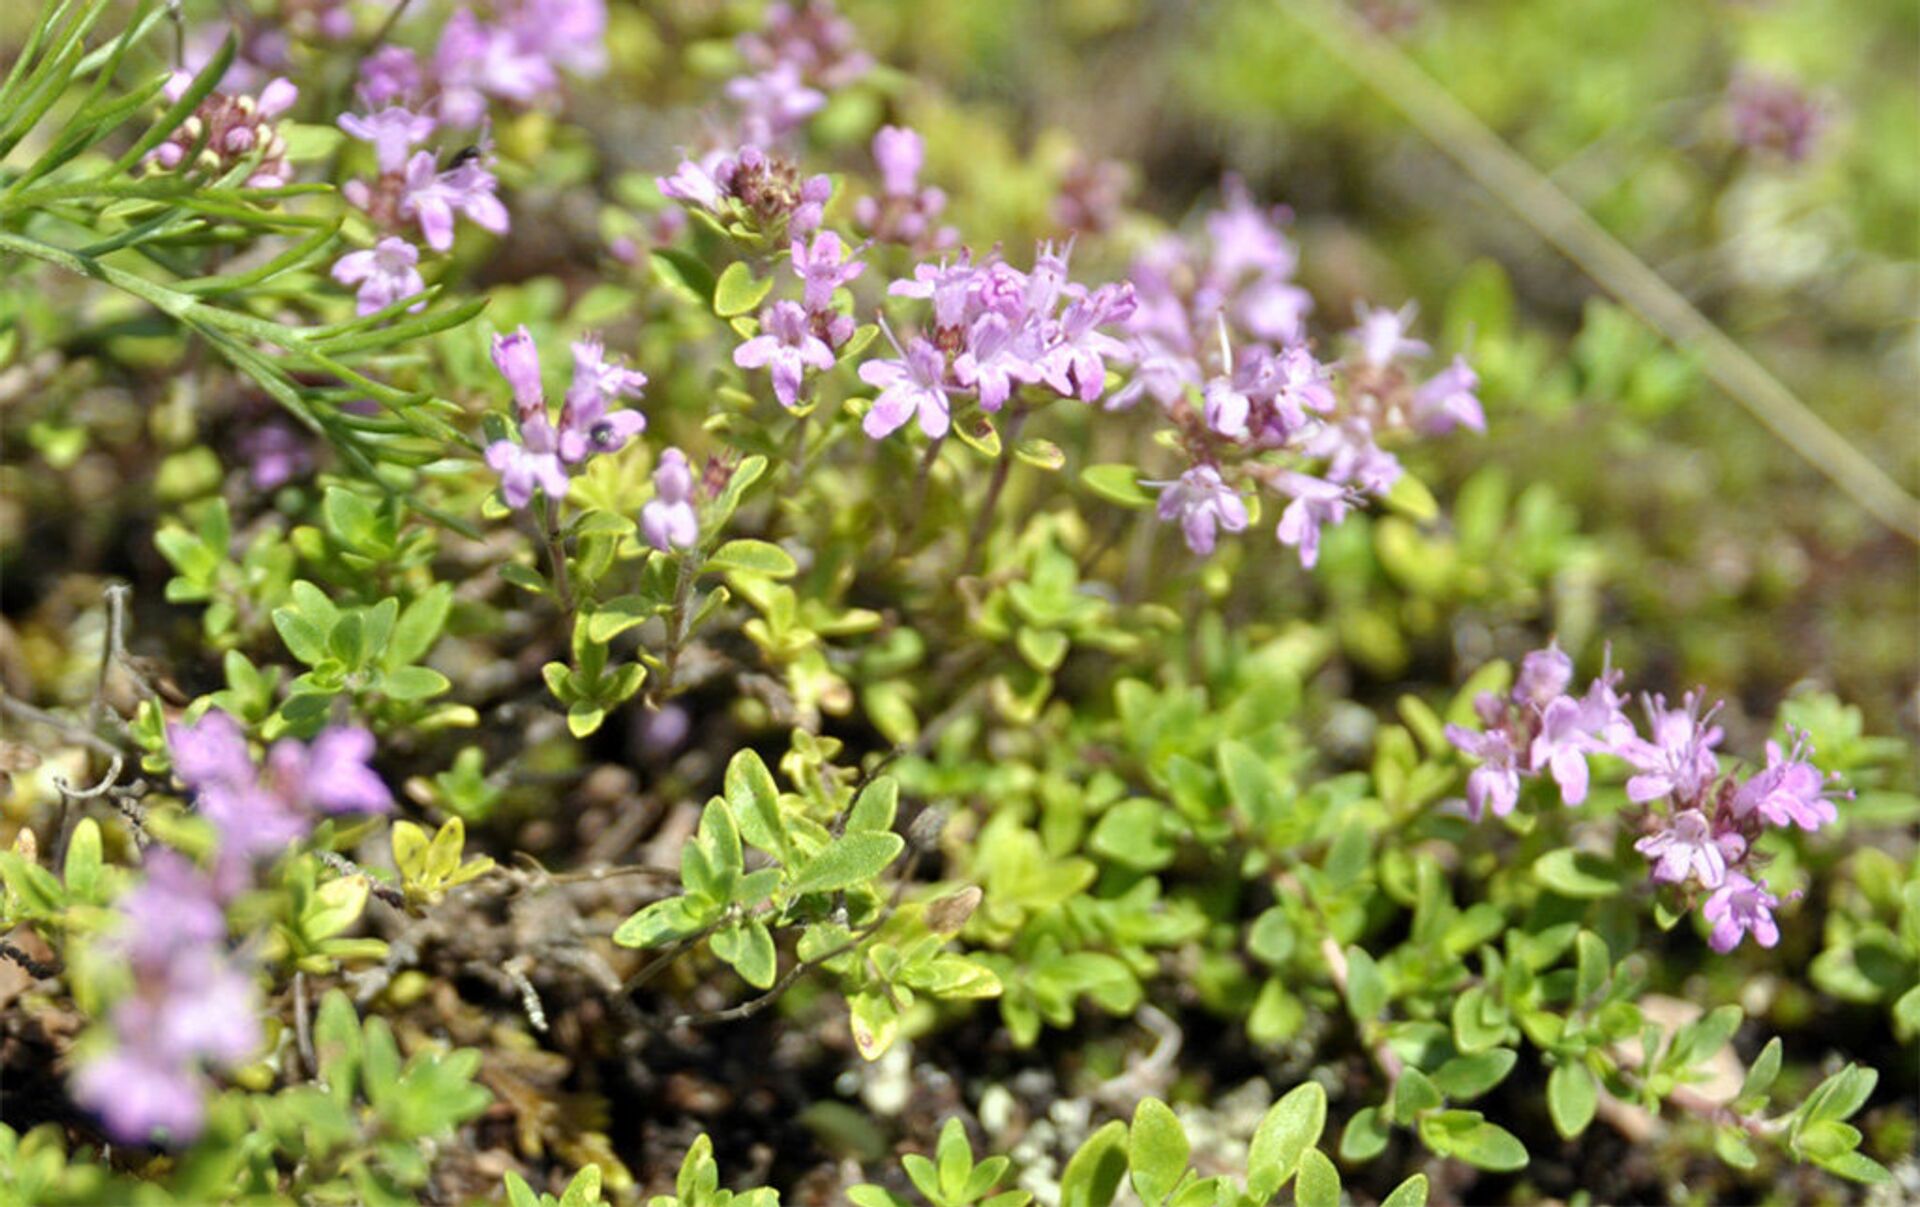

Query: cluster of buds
left=145, top=74, right=297, bottom=189
left=1446, top=645, right=1849, bottom=952
left=658, top=145, right=831, bottom=249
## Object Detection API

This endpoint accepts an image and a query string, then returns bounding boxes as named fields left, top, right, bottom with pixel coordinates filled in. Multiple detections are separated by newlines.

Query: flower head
left=641, top=448, right=700, bottom=551
left=1732, top=732, right=1842, bottom=831
left=1635, top=808, right=1742, bottom=888
left=735, top=301, right=836, bottom=407
left=338, top=104, right=436, bottom=174
left=486, top=415, right=569, bottom=508
left=1154, top=465, right=1248, bottom=555
left=859, top=327, right=951, bottom=439
left=331, top=237, right=426, bottom=317
left=1703, top=870, right=1782, bottom=953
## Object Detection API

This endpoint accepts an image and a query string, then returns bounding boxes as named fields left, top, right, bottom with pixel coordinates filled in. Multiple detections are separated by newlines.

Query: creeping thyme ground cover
left=0, top=1, right=1915, bottom=1203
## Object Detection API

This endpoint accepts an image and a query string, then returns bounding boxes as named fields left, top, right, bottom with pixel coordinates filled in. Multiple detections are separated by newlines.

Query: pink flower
left=1273, top=472, right=1352, bottom=569
left=859, top=328, right=951, bottom=439
left=1732, top=732, right=1842, bottom=831
left=790, top=231, right=866, bottom=311
left=330, top=238, right=426, bottom=316
left=1413, top=356, right=1485, bottom=434
left=1703, top=871, right=1782, bottom=953
left=1635, top=808, right=1741, bottom=888
left=1349, top=301, right=1429, bottom=369
left=1622, top=693, right=1724, bottom=808
left=337, top=104, right=436, bottom=173
left=400, top=148, right=509, bottom=252
left=486, top=415, right=569, bottom=508
left=491, top=326, right=545, bottom=419
left=641, top=449, right=699, bottom=551
left=1153, top=465, right=1248, bottom=556
left=1445, top=723, right=1523, bottom=822
left=557, top=337, right=648, bottom=463
left=267, top=726, right=392, bottom=815
left=735, top=301, right=836, bottom=407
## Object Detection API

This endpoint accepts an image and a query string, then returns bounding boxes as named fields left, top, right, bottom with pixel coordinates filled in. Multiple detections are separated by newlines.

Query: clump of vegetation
left=1, top=1, right=1913, bottom=1203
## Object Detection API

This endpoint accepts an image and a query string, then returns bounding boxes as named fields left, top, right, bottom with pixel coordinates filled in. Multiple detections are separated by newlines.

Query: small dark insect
left=444, top=145, right=483, bottom=171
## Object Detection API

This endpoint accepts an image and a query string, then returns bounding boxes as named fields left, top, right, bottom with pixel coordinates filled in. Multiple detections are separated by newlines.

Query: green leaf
left=1080, top=463, right=1152, bottom=509
left=389, top=583, right=453, bottom=667
left=1339, top=1106, right=1390, bottom=1162
left=713, top=919, right=777, bottom=989
left=1058, top=1120, right=1129, bottom=1207
left=1432, top=1048, right=1516, bottom=1101
left=713, top=260, right=774, bottom=317
left=1547, top=1062, right=1598, bottom=1138
left=786, top=832, right=904, bottom=896
left=1815, top=1151, right=1892, bottom=1185
left=704, top=538, right=797, bottom=578
left=1294, top=1149, right=1340, bottom=1207
left=846, top=777, right=899, bottom=834
left=1380, top=1173, right=1430, bottom=1207
left=1532, top=849, right=1623, bottom=899
left=1128, top=1099, right=1188, bottom=1206
left=611, top=896, right=712, bottom=948
left=1417, top=1110, right=1527, bottom=1171
left=651, top=248, right=716, bottom=305
left=1247, top=1081, right=1325, bottom=1200
left=62, top=818, right=102, bottom=899
left=1391, top=1068, right=1443, bottom=1123
left=380, top=665, right=450, bottom=701
left=725, top=749, right=793, bottom=863
left=273, top=607, right=329, bottom=665
left=391, top=820, right=430, bottom=880
left=1344, top=945, right=1387, bottom=1025
left=1737, top=1037, right=1782, bottom=1108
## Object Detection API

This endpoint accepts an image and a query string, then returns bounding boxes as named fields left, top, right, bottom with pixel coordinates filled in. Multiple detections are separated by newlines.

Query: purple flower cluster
left=72, top=710, right=394, bottom=1142
left=430, top=0, right=609, bottom=127
left=1445, top=645, right=1848, bottom=952
left=329, top=1, right=608, bottom=315
left=860, top=244, right=1136, bottom=440
left=728, top=0, right=869, bottom=146
left=853, top=126, right=956, bottom=252
left=144, top=73, right=298, bottom=189
left=1118, top=180, right=1484, bottom=564
left=335, top=122, right=508, bottom=307
left=72, top=852, right=258, bottom=1144
left=1728, top=69, right=1825, bottom=165
left=732, top=232, right=867, bottom=406
left=168, top=709, right=393, bottom=890
left=485, top=327, right=649, bottom=508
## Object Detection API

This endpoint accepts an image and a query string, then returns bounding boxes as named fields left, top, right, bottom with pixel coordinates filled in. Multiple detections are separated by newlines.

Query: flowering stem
left=658, top=554, right=699, bottom=697
left=962, top=406, right=1027, bottom=574
left=907, top=434, right=944, bottom=544
left=541, top=496, right=574, bottom=616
